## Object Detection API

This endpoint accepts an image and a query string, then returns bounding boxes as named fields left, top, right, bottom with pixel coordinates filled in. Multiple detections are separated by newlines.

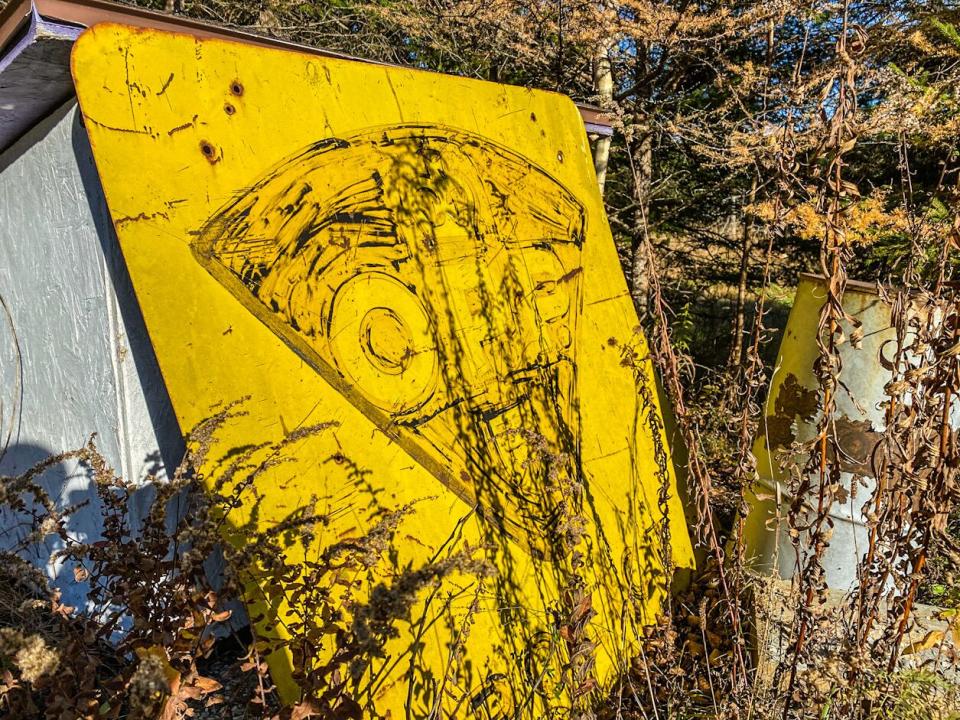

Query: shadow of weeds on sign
left=0, top=397, right=618, bottom=720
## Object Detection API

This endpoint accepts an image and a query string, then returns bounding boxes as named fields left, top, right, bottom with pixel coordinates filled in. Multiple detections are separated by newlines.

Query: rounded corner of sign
left=557, top=93, right=590, bottom=126
left=69, top=23, right=115, bottom=84
left=68, top=29, right=92, bottom=83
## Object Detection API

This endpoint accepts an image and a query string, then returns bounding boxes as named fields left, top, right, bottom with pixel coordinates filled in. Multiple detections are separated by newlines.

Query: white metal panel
left=0, top=100, right=183, bottom=607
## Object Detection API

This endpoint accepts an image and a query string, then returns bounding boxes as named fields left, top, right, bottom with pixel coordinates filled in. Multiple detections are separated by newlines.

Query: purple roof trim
left=583, top=121, right=614, bottom=138
left=0, top=5, right=82, bottom=75
left=34, top=10, right=85, bottom=40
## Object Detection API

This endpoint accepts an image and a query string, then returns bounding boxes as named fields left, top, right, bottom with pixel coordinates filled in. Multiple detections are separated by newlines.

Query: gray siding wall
left=0, top=101, right=183, bottom=608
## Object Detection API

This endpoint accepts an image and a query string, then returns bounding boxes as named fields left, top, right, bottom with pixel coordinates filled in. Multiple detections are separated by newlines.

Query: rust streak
left=114, top=210, right=171, bottom=227
left=167, top=114, right=199, bottom=136
left=83, top=116, right=151, bottom=136
left=156, top=72, right=174, bottom=96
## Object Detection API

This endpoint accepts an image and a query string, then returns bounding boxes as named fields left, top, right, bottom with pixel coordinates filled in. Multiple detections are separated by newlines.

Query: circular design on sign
left=328, top=273, right=437, bottom=415
left=359, top=308, right=411, bottom=375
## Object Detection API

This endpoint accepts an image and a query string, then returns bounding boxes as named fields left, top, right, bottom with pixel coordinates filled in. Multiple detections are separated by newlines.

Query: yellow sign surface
left=72, top=24, right=693, bottom=717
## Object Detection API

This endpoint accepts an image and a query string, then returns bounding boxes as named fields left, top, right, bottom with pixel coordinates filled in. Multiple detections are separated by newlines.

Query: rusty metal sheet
left=745, top=274, right=893, bottom=589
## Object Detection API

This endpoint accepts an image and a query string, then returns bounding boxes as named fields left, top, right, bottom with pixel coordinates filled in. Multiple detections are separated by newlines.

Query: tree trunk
left=592, top=38, right=615, bottom=195
left=625, top=40, right=654, bottom=316
left=629, top=121, right=653, bottom=316
left=727, top=176, right=758, bottom=373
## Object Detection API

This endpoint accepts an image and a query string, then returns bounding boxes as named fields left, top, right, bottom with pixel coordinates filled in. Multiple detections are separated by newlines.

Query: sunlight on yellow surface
left=72, top=24, right=693, bottom=717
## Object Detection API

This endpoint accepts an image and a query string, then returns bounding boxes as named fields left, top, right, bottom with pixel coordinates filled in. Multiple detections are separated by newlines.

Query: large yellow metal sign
left=72, top=24, right=693, bottom=716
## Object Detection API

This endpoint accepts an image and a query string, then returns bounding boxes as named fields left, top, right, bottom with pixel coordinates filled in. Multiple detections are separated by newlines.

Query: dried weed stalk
left=0, top=403, right=495, bottom=719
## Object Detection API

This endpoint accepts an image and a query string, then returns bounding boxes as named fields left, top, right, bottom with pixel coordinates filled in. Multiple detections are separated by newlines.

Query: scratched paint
left=194, top=125, right=588, bottom=547
left=71, top=24, right=693, bottom=716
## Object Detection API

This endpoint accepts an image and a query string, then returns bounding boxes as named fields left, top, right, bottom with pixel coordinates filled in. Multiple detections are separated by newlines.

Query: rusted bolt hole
left=200, top=141, right=217, bottom=159
left=230, top=81, right=244, bottom=96
left=224, top=103, right=236, bottom=116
